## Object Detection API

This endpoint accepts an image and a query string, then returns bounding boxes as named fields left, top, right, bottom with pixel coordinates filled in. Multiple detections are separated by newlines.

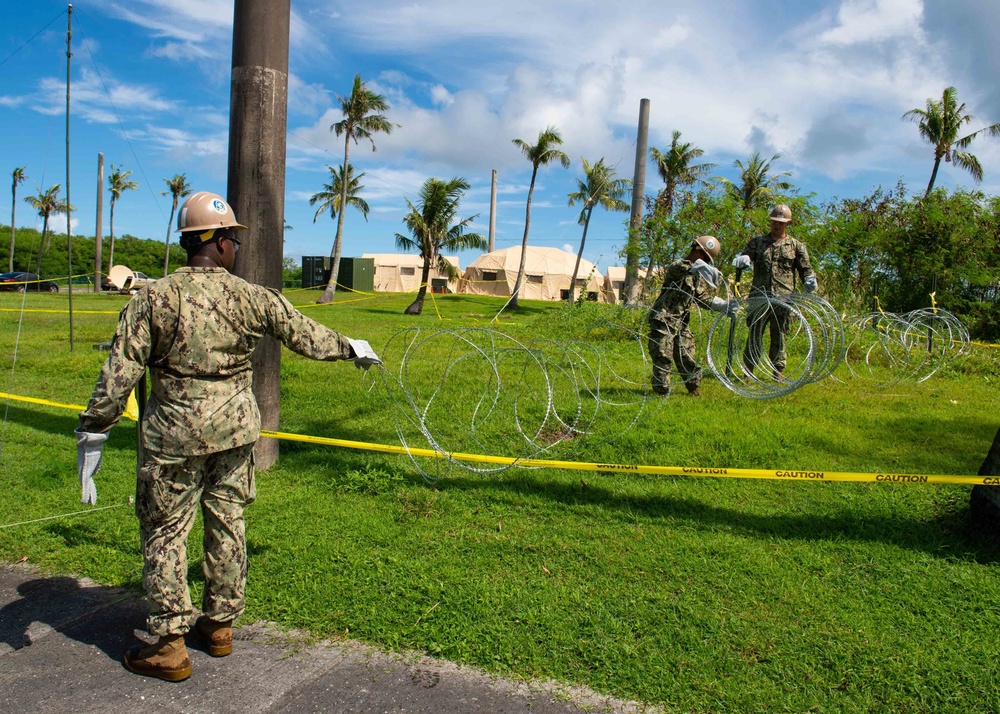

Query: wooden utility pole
left=94, top=153, right=103, bottom=292
left=65, top=4, right=74, bottom=350
left=623, top=98, right=650, bottom=305
left=488, top=169, right=497, bottom=253
left=228, top=0, right=290, bottom=470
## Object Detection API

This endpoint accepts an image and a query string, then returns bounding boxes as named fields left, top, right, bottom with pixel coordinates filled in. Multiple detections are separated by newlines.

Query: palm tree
left=24, top=184, right=69, bottom=275
left=566, top=158, right=630, bottom=304
left=716, top=152, right=794, bottom=240
left=160, top=174, right=191, bottom=277
left=9, top=167, right=26, bottom=272
left=310, top=163, right=370, bottom=232
left=902, top=86, right=1000, bottom=196
left=107, top=164, right=138, bottom=276
left=317, top=74, right=395, bottom=304
left=510, top=126, right=570, bottom=309
left=649, top=131, right=715, bottom=216
left=395, top=177, right=486, bottom=315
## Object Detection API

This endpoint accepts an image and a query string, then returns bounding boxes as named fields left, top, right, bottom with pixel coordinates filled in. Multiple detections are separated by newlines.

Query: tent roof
left=466, top=246, right=596, bottom=276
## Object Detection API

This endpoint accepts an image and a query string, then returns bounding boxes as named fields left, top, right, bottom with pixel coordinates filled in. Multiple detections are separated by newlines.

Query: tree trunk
left=405, top=255, right=432, bottom=315
left=8, top=184, right=15, bottom=272
left=36, top=216, right=48, bottom=275
left=163, top=198, right=177, bottom=277
left=317, top=135, right=351, bottom=304
left=925, top=156, right=942, bottom=197
left=511, top=167, right=538, bottom=310
left=107, top=199, right=116, bottom=276
left=567, top=206, right=593, bottom=305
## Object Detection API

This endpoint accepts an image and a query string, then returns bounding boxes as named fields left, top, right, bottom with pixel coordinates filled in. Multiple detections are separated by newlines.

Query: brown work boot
left=685, top=383, right=702, bottom=397
left=123, top=634, right=192, bottom=682
left=195, top=615, right=233, bottom=657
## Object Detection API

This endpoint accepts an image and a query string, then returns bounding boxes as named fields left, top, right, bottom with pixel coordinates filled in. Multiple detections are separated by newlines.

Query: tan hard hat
left=693, top=235, right=721, bottom=263
left=768, top=204, right=792, bottom=223
left=176, top=191, right=247, bottom=234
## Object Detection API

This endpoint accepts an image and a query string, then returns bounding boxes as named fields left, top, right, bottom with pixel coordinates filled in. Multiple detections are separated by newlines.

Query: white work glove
left=348, top=338, right=382, bottom=371
left=804, top=275, right=818, bottom=293
left=732, top=254, right=751, bottom=270
left=689, top=259, right=722, bottom=290
left=709, top=297, right=739, bottom=317
left=75, top=429, right=108, bottom=505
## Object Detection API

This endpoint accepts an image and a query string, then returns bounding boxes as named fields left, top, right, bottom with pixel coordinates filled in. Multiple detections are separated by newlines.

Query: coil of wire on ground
left=841, top=307, right=970, bottom=390
left=372, top=323, right=660, bottom=483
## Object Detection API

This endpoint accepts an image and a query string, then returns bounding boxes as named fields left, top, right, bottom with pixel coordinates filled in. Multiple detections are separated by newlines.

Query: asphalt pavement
left=0, top=564, right=654, bottom=714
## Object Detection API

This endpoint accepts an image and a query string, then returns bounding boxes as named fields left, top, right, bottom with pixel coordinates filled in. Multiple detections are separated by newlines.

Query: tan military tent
left=602, top=266, right=649, bottom=304
left=461, top=246, right=603, bottom=302
left=362, top=253, right=460, bottom=293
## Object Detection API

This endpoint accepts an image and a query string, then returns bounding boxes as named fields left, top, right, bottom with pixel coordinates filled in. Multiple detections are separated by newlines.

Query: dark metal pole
left=623, top=98, right=649, bottom=305
left=228, top=0, right=290, bottom=470
left=66, top=4, right=74, bottom=350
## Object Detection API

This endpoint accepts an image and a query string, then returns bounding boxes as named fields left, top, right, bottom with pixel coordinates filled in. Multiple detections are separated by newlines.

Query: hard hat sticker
left=212, top=199, right=227, bottom=213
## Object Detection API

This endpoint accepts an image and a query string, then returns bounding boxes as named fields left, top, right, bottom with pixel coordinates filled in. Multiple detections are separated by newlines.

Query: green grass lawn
left=2, top=288, right=999, bottom=713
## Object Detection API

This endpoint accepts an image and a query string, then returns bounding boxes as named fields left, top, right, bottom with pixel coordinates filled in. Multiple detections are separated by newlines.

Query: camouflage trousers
left=743, top=301, right=792, bottom=373
left=647, top=314, right=701, bottom=394
left=135, top=444, right=256, bottom=637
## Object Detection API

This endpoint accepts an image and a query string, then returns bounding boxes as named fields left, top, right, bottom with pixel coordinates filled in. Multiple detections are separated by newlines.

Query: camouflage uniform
left=738, top=233, right=815, bottom=372
left=79, top=267, right=353, bottom=636
left=646, top=259, right=717, bottom=394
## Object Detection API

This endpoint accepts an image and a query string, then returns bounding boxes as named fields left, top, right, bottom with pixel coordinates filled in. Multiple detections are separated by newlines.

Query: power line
left=0, top=9, right=66, bottom=70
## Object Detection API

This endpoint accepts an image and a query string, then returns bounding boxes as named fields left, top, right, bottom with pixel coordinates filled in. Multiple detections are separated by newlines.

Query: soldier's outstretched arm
left=258, top=287, right=355, bottom=362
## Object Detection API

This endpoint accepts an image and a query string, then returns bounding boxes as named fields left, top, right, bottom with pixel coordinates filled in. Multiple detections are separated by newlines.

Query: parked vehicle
left=0, top=272, right=60, bottom=292
left=102, top=269, right=155, bottom=293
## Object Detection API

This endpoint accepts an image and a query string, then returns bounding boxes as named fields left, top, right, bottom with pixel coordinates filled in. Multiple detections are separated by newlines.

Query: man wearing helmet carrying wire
left=75, top=191, right=381, bottom=682
left=647, top=235, right=737, bottom=396
left=732, top=204, right=817, bottom=378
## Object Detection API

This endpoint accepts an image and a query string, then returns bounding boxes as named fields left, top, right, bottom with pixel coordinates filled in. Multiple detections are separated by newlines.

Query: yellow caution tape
left=1, top=390, right=989, bottom=487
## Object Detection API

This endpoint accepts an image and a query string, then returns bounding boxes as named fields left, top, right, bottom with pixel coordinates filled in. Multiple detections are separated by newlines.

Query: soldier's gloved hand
left=804, top=275, right=818, bottom=293
left=689, top=259, right=722, bottom=290
left=732, top=255, right=751, bottom=270
left=75, top=429, right=108, bottom=505
left=710, top=297, right=739, bottom=316
left=348, top=338, right=382, bottom=371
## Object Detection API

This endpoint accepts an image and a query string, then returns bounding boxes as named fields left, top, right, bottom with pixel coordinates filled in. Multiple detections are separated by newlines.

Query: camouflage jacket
left=79, top=267, right=354, bottom=456
left=740, top=233, right=815, bottom=297
left=648, top=259, right=716, bottom=324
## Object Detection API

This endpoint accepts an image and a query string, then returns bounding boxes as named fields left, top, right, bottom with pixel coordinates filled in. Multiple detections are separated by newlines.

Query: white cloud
left=430, top=84, right=453, bottom=107
left=46, top=215, right=80, bottom=235
left=288, top=73, right=331, bottom=118
left=817, top=0, right=924, bottom=45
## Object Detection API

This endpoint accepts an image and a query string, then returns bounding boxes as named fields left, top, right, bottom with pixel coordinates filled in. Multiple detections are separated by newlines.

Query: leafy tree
left=310, top=163, right=370, bottom=230
left=318, top=74, right=395, bottom=305
left=107, top=164, right=139, bottom=276
left=394, top=177, right=486, bottom=315
left=23, top=184, right=70, bottom=275
left=510, top=126, right=570, bottom=309
left=903, top=86, right=1000, bottom=197
left=9, top=167, right=26, bottom=272
left=161, top=173, right=191, bottom=277
left=566, top=157, right=630, bottom=304
left=649, top=131, right=715, bottom=216
left=715, top=152, right=794, bottom=242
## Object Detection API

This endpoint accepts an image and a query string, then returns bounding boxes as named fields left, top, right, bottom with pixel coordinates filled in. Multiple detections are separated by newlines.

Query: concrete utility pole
left=488, top=169, right=497, bottom=253
left=94, top=154, right=103, bottom=292
left=623, top=98, right=650, bottom=305
left=228, top=0, right=290, bottom=470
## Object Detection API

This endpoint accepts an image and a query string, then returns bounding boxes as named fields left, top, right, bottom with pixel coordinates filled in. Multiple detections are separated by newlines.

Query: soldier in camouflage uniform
left=731, top=205, right=817, bottom=377
left=647, top=235, right=735, bottom=396
left=76, top=192, right=380, bottom=682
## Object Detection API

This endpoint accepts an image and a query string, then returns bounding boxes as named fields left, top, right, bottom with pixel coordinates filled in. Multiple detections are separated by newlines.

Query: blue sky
left=1, top=0, right=998, bottom=274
